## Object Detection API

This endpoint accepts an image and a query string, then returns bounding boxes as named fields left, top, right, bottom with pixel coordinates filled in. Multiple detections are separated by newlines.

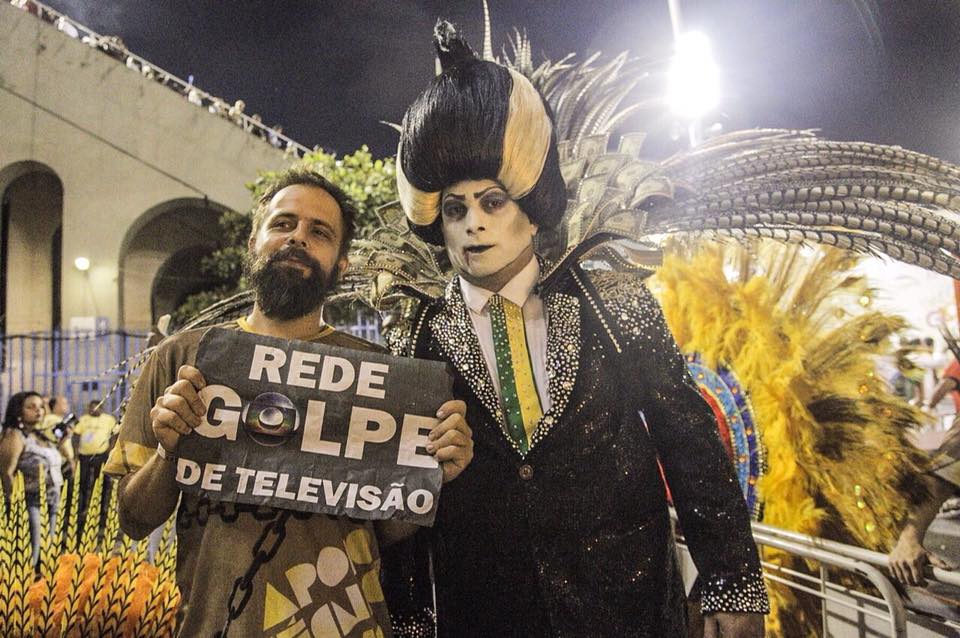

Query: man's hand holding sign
left=154, top=366, right=471, bottom=483
left=151, top=328, right=472, bottom=526
left=427, top=401, right=473, bottom=483
left=109, top=171, right=477, bottom=635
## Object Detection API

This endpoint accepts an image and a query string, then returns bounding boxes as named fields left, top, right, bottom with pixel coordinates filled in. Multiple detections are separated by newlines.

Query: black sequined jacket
left=386, top=263, right=769, bottom=638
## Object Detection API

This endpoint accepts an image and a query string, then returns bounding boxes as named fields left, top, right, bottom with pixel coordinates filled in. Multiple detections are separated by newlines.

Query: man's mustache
left=266, top=246, right=321, bottom=273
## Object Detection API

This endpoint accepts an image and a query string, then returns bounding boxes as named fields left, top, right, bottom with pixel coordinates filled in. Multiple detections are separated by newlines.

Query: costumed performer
left=387, top=22, right=769, bottom=638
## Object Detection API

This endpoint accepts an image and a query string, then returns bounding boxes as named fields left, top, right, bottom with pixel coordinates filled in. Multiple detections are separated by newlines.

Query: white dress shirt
left=458, top=257, right=552, bottom=413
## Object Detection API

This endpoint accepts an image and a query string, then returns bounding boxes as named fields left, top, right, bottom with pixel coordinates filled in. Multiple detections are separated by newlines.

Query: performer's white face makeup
left=441, top=179, right=538, bottom=291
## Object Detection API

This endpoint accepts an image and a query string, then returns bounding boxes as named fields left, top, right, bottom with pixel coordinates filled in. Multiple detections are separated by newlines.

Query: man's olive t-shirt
left=104, top=321, right=392, bottom=638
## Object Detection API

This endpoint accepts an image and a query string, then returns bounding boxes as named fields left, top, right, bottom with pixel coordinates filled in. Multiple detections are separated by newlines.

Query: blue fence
left=0, top=317, right=383, bottom=418
left=344, top=314, right=382, bottom=345
left=0, top=330, right=150, bottom=418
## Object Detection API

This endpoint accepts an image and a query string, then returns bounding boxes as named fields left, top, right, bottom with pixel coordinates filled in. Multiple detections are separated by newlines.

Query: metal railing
left=754, top=522, right=960, bottom=589
left=345, top=314, right=383, bottom=345
left=672, top=510, right=960, bottom=637
left=7, top=0, right=312, bottom=158
left=0, top=316, right=382, bottom=416
left=1, top=329, right=150, bottom=417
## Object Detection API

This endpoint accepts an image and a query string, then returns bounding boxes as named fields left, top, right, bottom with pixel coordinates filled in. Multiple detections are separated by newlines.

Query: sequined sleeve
left=584, top=268, right=770, bottom=614
left=383, top=317, right=414, bottom=357
left=382, top=300, right=428, bottom=358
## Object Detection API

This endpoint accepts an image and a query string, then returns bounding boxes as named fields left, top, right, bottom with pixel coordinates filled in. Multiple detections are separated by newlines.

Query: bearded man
left=386, top=25, right=768, bottom=637
left=106, top=168, right=474, bottom=637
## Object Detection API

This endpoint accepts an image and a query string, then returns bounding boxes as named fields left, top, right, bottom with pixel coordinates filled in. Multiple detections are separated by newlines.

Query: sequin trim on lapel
left=527, top=290, right=581, bottom=453
left=428, top=279, right=506, bottom=430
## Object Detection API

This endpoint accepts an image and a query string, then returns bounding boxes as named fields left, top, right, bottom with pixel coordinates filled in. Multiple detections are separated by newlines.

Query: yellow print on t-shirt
left=262, top=528, right=386, bottom=638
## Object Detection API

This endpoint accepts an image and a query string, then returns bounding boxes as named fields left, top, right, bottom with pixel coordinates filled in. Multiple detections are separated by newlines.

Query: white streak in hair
left=498, top=69, right=552, bottom=200
left=396, top=140, right=441, bottom=226
left=397, top=68, right=552, bottom=229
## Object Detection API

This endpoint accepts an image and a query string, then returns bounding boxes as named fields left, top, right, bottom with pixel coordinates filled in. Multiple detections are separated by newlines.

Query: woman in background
left=1, top=391, right=67, bottom=566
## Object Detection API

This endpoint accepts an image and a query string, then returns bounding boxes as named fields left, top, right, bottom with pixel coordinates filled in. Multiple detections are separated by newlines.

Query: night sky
left=39, top=1, right=960, bottom=163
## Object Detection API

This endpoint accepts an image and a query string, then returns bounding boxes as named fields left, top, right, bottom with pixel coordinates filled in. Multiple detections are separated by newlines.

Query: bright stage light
left=74, top=256, right=90, bottom=271
left=666, top=30, right=720, bottom=120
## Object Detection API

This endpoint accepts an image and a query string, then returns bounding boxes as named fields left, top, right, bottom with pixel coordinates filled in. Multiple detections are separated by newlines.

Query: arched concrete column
left=150, top=244, right=223, bottom=324
left=118, top=197, right=229, bottom=331
left=0, top=161, right=63, bottom=334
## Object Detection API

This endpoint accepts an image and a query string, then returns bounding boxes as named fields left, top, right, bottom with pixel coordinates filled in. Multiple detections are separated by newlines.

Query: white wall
left=0, top=2, right=288, bottom=329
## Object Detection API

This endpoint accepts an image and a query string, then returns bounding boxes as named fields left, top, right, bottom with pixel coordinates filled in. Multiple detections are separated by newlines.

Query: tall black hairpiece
left=397, top=20, right=564, bottom=245
left=433, top=20, right=477, bottom=71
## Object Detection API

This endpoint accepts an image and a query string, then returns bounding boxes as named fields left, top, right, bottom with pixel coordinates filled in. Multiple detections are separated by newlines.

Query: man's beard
left=244, top=246, right=339, bottom=321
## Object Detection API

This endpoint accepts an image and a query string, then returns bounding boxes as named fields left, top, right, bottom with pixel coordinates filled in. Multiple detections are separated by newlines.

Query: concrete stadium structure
left=0, top=0, right=289, bottom=334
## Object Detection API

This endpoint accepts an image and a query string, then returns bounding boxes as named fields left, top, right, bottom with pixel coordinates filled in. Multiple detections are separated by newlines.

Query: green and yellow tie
left=488, top=294, right=543, bottom=453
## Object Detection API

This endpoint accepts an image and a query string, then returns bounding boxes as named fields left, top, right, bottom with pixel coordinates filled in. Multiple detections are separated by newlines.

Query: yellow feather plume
left=651, top=239, right=929, bottom=636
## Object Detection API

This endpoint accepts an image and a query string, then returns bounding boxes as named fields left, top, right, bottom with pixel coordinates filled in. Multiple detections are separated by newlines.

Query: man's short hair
left=249, top=167, right=358, bottom=258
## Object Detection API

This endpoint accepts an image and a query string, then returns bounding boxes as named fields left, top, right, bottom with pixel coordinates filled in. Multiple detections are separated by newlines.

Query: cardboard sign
left=174, top=328, right=452, bottom=526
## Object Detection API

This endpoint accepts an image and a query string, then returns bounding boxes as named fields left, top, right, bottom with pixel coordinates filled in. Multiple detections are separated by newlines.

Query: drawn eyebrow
left=473, top=185, right=501, bottom=198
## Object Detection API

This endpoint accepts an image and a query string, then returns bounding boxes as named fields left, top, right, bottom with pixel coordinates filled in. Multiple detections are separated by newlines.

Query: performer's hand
left=703, top=611, right=764, bottom=638
left=429, top=399, right=473, bottom=483
left=889, top=531, right=949, bottom=586
left=150, top=364, right=207, bottom=456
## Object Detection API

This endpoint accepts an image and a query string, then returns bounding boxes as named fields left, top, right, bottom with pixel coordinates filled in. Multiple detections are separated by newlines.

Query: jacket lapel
left=428, top=271, right=583, bottom=456
left=428, top=279, right=506, bottom=431
left=528, top=288, right=581, bottom=452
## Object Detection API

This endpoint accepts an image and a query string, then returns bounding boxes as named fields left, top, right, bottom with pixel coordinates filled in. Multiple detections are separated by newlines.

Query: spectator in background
left=889, top=357, right=960, bottom=585
left=268, top=124, right=284, bottom=148
left=39, top=395, right=79, bottom=535
left=22, top=0, right=41, bottom=16
left=101, top=35, right=127, bottom=61
left=37, top=3, right=53, bottom=22
left=55, top=15, right=79, bottom=38
left=208, top=97, right=227, bottom=117
left=894, top=338, right=927, bottom=404
left=915, top=337, right=949, bottom=407
left=228, top=99, right=245, bottom=125
left=38, top=395, right=76, bottom=476
left=889, top=422, right=959, bottom=585
left=249, top=113, right=263, bottom=136
left=0, top=391, right=68, bottom=566
left=929, top=358, right=960, bottom=413
left=74, top=400, right=118, bottom=517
